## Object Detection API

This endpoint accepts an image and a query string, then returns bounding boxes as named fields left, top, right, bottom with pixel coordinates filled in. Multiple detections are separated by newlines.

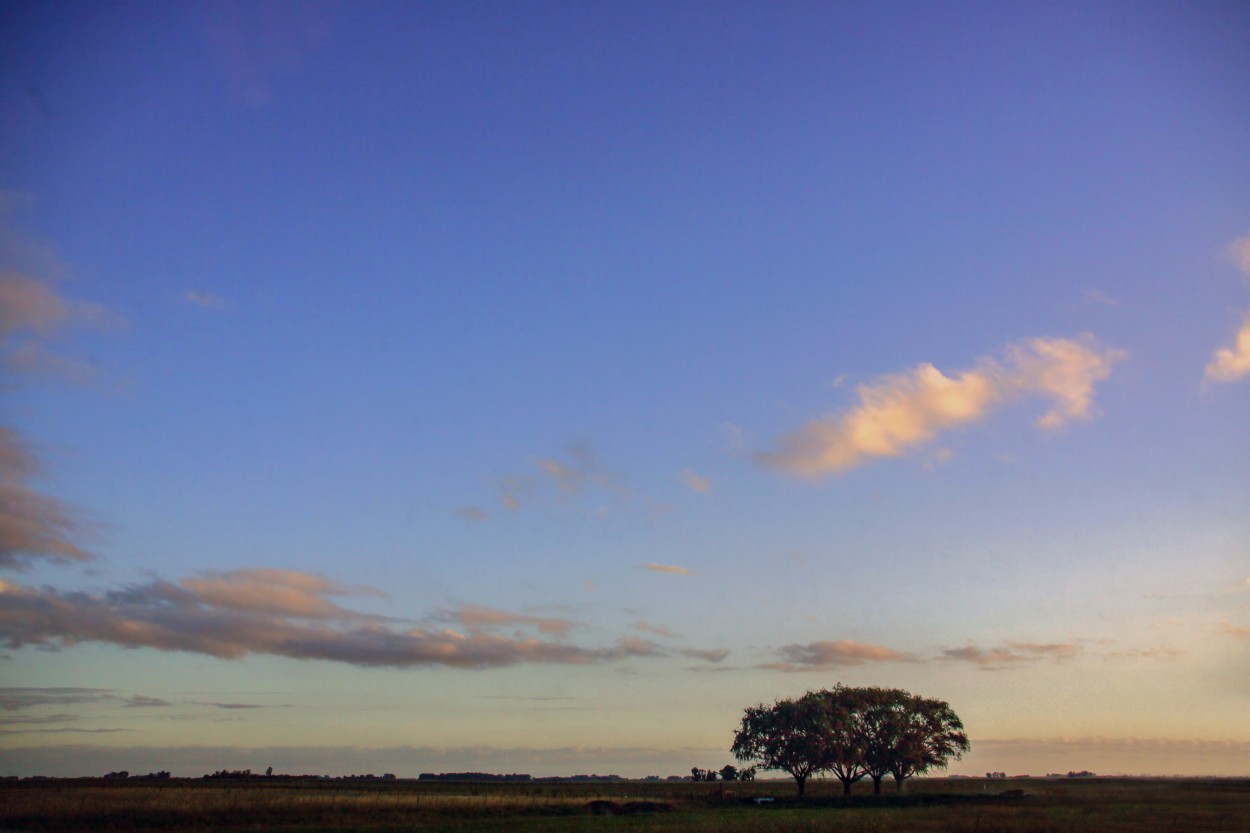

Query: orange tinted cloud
left=1204, top=310, right=1250, bottom=384
left=641, top=563, right=691, bottom=576
left=763, top=639, right=916, bottom=670
left=759, top=335, right=1124, bottom=477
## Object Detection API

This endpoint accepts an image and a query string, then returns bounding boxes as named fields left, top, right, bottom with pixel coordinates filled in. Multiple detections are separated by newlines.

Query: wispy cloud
left=0, top=713, right=79, bottom=726
left=0, top=427, right=94, bottom=568
left=681, top=647, right=730, bottom=663
left=0, top=726, right=134, bottom=737
left=488, top=441, right=641, bottom=514
left=1205, top=232, right=1250, bottom=384
left=1229, top=231, right=1250, bottom=275
left=450, top=604, right=574, bottom=637
left=942, top=641, right=1080, bottom=669
left=456, top=506, right=490, bottom=522
left=1219, top=620, right=1250, bottom=641
left=762, top=640, right=916, bottom=671
left=1204, top=310, right=1250, bottom=384
left=181, top=290, right=231, bottom=311
left=679, top=469, right=712, bottom=494
left=1081, top=288, right=1119, bottom=308
left=1, top=201, right=118, bottom=569
left=640, top=563, right=691, bottom=576
left=0, top=273, right=113, bottom=341
left=758, top=335, right=1125, bottom=478
left=0, top=687, right=119, bottom=711
left=0, top=571, right=667, bottom=670
left=634, top=621, right=678, bottom=638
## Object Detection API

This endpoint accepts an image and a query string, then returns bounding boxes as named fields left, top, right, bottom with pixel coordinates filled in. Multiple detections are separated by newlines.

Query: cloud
left=3, top=341, right=100, bottom=385
left=1203, top=231, right=1250, bottom=384
left=0, top=273, right=103, bottom=339
left=123, top=696, right=172, bottom=708
left=0, top=427, right=94, bottom=568
left=681, top=647, right=730, bottom=663
left=763, top=640, right=916, bottom=671
left=181, top=290, right=230, bottom=311
left=456, top=506, right=490, bottom=522
left=178, top=568, right=378, bottom=620
left=1219, top=620, right=1250, bottom=641
left=1081, top=288, right=1119, bottom=308
left=1203, top=310, right=1250, bottom=384
left=0, top=687, right=118, bottom=711
left=0, top=713, right=79, bottom=726
left=482, top=441, right=665, bottom=518
left=720, top=423, right=748, bottom=455
left=941, top=641, right=1081, bottom=668
left=0, top=726, right=133, bottom=737
left=0, top=203, right=118, bottom=569
left=451, top=604, right=573, bottom=637
left=0, top=571, right=666, bottom=670
left=758, top=335, right=1125, bottom=477
left=679, top=469, right=712, bottom=494
left=634, top=621, right=678, bottom=638
left=202, top=1, right=336, bottom=108
left=640, top=563, right=691, bottom=576
left=534, top=443, right=627, bottom=499
left=1228, top=231, right=1250, bottom=275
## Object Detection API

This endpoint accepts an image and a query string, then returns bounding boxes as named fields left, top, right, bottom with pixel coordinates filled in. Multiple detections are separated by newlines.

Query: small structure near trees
left=731, top=685, right=969, bottom=798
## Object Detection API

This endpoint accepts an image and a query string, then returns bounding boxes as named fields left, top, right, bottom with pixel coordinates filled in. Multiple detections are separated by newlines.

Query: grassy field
left=2, top=775, right=1248, bottom=832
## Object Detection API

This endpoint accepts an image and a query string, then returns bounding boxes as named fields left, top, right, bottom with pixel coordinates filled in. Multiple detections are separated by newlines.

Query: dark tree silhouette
left=858, top=687, right=969, bottom=793
left=731, top=695, right=826, bottom=797
left=732, top=686, right=969, bottom=797
left=802, top=686, right=870, bottom=795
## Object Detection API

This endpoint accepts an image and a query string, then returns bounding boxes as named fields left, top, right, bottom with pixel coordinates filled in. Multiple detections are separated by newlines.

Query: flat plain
left=3, top=776, right=1249, bottom=832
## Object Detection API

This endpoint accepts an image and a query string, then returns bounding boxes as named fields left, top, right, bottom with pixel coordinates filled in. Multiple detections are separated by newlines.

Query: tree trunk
left=895, top=775, right=906, bottom=793
left=841, top=778, right=852, bottom=795
left=871, top=775, right=882, bottom=795
left=794, top=774, right=806, bottom=798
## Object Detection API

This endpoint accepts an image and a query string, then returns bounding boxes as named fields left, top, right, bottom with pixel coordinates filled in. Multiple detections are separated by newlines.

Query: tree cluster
left=731, top=685, right=969, bottom=797
left=689, top=764, right=758, bottom=782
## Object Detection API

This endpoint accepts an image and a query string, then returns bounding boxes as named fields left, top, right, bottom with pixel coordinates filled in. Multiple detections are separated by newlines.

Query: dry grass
left=1, top=776, right=1247, bottom=832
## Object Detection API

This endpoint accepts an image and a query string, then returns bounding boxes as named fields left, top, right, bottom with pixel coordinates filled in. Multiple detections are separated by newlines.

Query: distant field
left=3, top=776, right=1248, bottom=832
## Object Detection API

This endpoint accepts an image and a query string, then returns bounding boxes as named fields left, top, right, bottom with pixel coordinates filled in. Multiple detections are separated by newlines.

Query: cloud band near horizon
left=0, top=570, right=670, bottom=670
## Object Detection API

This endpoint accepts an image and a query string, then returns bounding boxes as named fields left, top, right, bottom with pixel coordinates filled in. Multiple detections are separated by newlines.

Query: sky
left=1, top=0, right=1249, bottom=779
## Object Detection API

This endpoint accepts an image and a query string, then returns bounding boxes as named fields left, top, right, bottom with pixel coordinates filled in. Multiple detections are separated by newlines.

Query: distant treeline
left=417, top=772, right=629, bottom=782
left=419, top=772, right=531, bottom=782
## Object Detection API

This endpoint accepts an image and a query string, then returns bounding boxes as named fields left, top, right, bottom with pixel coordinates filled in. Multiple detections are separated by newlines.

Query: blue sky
left=2, top=0, right=1249, bottom=778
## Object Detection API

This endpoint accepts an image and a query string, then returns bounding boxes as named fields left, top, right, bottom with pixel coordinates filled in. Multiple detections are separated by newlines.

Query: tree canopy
left=731, top=685, right=969, bottom=797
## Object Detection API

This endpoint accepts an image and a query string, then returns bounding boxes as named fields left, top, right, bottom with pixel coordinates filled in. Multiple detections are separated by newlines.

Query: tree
left=731, top=695, right=826, bottom=797
left=802, top=686, right=870, bottom=795
left=857, top=688, right=969, bottom=793
left=719, top=764, right=738, bottom=782
left=731, top=686, right=970, bottom=798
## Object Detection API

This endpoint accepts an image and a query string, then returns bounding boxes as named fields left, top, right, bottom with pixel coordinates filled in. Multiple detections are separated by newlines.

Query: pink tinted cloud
left=0, top=427, right=93, bottom=569
left=942, top=641, right=1081, bottom=668
left=0, top=571, right=661, bottom=670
